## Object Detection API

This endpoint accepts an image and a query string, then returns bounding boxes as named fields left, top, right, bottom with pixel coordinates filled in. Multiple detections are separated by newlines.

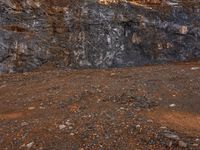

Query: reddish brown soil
left=0, top=62, right=200, bottom=150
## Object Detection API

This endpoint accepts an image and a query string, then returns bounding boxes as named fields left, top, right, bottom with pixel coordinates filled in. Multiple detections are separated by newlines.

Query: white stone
left=26, top=142, right=34, bottom=149
left=28, top=107, right=35, bottom=110
left=191, top=67, right=200, bottom=70
left=59, top=124, right=66, bottom=130
left=169, top=104, right=176, bottom=107
left=179, top=26, right=188, bottom=34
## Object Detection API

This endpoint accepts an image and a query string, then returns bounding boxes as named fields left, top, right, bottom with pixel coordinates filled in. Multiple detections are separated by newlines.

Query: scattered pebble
left=179, top=26, right=188, bottom=34
left=70, top=133, right=75, bottom=136
left=28, top=107, right=35, bottom=110
left=164, top=133, right=180, bottom=140
left=21, top=122, right=29, bottom=126
left=192, top=143, right=199, bottom=147
left=66, top=120, right=72, bottom=125
left=169, top=104, right=176, bottom=107
left=160, top=126, right=167, bottom=129
left=26, top=142, right=34, bottom=149
left=168, top=141, right=173, bottom=147
left=178, top=140, right=187, bottom=148
left=110, top=73, right=116, bottom=76
left=147, top=119, right=153, bottom=123
left=191, top=67, right=200, bottom=70
left=39, top=106, right=45, bottom=110
left=0, top=85, right=7, bottom=89
left=195, top=138, right=199, bottom=142
left=136, top=125, right=141, bottom=128
left=59, top=125, right=66, bottom=130
left=96, top=88, right=102, bottom=93
left=97, top=99, right=101, bottom=103
left=120, top=107, right=125, bottom=110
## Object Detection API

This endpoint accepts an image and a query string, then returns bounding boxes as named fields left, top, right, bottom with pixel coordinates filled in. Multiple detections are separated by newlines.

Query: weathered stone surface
left=0, top=0, right=200, bottom=72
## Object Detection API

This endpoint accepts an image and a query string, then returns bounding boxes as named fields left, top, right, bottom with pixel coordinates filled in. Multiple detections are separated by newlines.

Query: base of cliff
left=0, top=61, right=200, bottom=149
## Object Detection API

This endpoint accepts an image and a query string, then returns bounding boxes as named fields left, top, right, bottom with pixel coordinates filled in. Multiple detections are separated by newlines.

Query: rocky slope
left=0, top=0, right=200, bottom=72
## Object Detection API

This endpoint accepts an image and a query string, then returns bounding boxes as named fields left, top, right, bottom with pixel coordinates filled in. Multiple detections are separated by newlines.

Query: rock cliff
left=0, top=0, right=200, bottom=72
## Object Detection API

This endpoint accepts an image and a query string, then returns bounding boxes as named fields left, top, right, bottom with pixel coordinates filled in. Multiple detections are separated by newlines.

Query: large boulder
left=0, top=0, right=200, bottom=72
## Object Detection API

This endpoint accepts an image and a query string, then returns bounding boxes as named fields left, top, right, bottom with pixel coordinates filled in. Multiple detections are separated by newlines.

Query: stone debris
left=178, top=26, right=188, bottom=35
left=70, top=133, right=75, bottom=136
left=168, top=141, right=173, bottom=147
left=28, top=107, right=35, bottom=110
left=147, top=119, right=153, bottom=123
left=110, top=73, right=116, bottom=76
left=39, top=106, right=46, bottom=110
left=164, top=132, right=180, bottom=140
left=136, top=125, right=141, bottom=128
left=0, top=61, right=199, bottom=149
left=26, top=142, right=34, bottom=149
left=191, top=67, right=200, bottom=70
left=59, top=125, right=66, bottom=130
left=178, top=140, right=187, bottom=148
left=169, top=104, right=176, bottom=107
left=21, top=122, right=29, bottom=126
left=192, top=143, right=199, bottom=147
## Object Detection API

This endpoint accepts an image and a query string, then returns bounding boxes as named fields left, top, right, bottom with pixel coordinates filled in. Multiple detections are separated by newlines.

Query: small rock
left=164, top=133, right=180, bottom=140
left=65, top=120, right=72, bottom=125
left=59, top=124, right=66, bottom=130
left=147, top=119, right=153, bottom=123
left=192, top=143, right=199, bottom=147
left=168, top=141, right=173, bottom=147
left=136, top=125, right=141, bottom=128
left=21, top=122, right=29, bottom=126
left=120, top=107, right=125, bottom=110
left=132, top=33, right=142, bottom=44
left=39, top=106, right=45, bottom=110
left=96, top=88, right=102, bottom=93
left=97, top=99, right=101, bottom=103
left=179, top=26, right=188, bottom=34
left=160, top=126, right=167, bottom=129
left=169, top=104, right=176, bottom=107
left=0, top=84, right=7, bottom=89
left=28, top=107, right=35, bottom=110
left=195, top=138, right=199, bottom=142
left=27, top=142, right=34, bottom=149
left=110, top=73, right=116, bottom=76
left=70, top=133, right=75, bottom=136
left=178, top=141, right=187, bottom=148
left=191, top=67, right=200, bottom=70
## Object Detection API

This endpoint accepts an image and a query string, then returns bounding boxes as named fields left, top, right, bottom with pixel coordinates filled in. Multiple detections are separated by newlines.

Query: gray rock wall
left=0, top=0, right=200, bottom=72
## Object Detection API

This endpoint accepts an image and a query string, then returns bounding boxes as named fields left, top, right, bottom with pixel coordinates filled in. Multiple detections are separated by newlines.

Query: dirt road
left=0, top=62, right=200, bottom=149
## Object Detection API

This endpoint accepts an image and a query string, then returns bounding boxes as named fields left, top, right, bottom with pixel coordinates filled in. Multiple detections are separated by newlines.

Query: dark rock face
left=0, top=0, right=200, bottom=72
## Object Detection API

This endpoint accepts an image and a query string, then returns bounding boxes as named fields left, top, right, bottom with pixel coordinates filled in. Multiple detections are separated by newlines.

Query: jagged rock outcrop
left=0, top=0, right=200, bottom=72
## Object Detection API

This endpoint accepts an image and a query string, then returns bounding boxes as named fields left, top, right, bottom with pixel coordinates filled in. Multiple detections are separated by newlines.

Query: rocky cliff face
left=0, top=0, right=200, bottom=73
